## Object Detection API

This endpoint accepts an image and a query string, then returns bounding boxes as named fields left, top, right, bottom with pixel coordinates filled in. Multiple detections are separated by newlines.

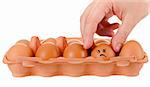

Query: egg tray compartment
left=3, top=38, right=148, bottom=77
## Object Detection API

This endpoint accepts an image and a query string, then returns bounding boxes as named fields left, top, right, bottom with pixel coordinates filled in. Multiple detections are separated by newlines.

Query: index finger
left=82, top=3, right=106, bottom=49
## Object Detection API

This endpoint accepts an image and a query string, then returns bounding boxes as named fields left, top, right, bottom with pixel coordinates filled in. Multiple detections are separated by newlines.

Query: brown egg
left=56, top=36, right=67, bottom=54
left=6, top=40, right=34, bottom=61
left=94, top=39, right=110, bottom=46
left=91, top=44, right=115, bottom=60
left=119, top=40, right=144, bottom=60
left=29, top=36, right=41, bottom=54
left=35, top=38, right=60, bottom=60
left=91, top=39, right=110, bottom=49
left=63, top=40, right=88, bottom=58
left=16, top=39, right=30, bottom=46
left=42, top=38, right=56, bottom=44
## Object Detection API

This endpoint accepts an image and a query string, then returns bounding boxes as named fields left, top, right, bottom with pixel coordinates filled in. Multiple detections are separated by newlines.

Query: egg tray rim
left=3, top=55, right=147, bottom=77
left=3, top=53, right=148, bottom=65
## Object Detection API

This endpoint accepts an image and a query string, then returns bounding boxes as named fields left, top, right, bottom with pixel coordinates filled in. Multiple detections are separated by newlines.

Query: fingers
left=81, top=3, right=106, bottom=49
left=112, top=15, right=136, bottom=52
left=80, top=2, right=94, bottom=37
left=108, top=23, right=119, bottom=30
left=96, top=23, right=119, bottom=37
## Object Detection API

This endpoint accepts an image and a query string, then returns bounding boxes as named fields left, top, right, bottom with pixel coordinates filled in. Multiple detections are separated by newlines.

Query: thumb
left=112, top=15, right=137, bottom=52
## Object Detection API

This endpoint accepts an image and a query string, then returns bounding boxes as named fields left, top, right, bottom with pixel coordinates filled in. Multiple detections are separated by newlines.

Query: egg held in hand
left=91, top=44, right=115, bottom=60
left=91, top=39, right=110, bottom=50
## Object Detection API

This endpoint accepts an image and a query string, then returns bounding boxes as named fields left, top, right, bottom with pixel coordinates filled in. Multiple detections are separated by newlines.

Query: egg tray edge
left=3, top=54, right=148, bottom=77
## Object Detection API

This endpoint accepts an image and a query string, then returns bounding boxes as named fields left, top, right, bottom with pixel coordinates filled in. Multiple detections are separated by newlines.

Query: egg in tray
left=3, top=36, right=148, bottom=77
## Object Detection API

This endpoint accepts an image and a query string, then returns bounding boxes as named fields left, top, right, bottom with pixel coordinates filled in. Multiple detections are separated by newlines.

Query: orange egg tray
left=3, top=37, right=148, bottom=77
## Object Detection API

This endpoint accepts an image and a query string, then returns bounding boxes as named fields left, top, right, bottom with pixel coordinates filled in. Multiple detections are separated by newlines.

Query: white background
left=0, top=0, right=150, bottom=87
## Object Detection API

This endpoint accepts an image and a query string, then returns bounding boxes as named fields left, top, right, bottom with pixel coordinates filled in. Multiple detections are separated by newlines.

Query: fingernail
left=116, top=43, right=122, bottom=52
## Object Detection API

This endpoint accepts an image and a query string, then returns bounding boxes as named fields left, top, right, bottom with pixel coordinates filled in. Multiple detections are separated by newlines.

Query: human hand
left=80, top=0, right=150, bottom=52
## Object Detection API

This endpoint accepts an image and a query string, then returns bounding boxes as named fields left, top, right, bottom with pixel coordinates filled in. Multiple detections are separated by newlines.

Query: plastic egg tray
left=3, top=37, right=148, bottom=77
